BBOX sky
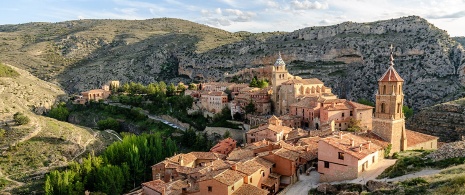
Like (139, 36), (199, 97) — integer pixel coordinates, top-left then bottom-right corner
(0, 0), (464, 36)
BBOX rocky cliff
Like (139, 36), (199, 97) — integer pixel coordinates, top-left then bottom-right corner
(0, 16), (464, 109)
(407, 98), (465, 142)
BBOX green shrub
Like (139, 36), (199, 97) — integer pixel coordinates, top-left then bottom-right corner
(384, 144), (392, 158)
(0, 128), (5, 138)
(97, 117), (120, 131)
(401, 178), (428, 187)
(0, 63), (19, 77)
(13, 112), (30, 125)
(392, 152), (399, 159)
(48, 103), (70, 121)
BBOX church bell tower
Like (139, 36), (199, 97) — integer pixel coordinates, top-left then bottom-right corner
(272, 52), (288, 115)
(372, 45), (407, 153)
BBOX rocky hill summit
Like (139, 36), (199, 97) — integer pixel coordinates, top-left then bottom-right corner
(0, 16), (464, 109)
(407, 98), (465, 142)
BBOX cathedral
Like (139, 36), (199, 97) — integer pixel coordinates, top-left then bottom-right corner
(270, 52), (373, 131)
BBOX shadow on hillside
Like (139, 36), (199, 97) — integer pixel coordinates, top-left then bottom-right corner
(56, 32), (200, 94)
(28, 136), (74, 145)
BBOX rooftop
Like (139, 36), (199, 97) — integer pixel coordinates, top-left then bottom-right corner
(232, 184), (269, 195)
(406, 129), (438, 147)
(322, 133), (382, 160)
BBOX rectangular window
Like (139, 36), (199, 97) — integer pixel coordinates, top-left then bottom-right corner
(250, 177), (252, 183)
(324, 161), (330, 168)
(231, 186), (234, 191)
(338, 152), (344, 160)
(350, 111), (353, 116)
(372, 156), (375, 163)
(208, 186), (212, 192)
(342, 113), (345, 117)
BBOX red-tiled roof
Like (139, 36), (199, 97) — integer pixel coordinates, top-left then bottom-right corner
(406, 129), (438, 147)
(378, 66), (404, 82)
(227, 149), (255, 161)
(232, 184), (269, 195)
(282, 78), (324, 85)
(213, 169), (246, 186)
(210, 138), (237, 155)
(142, 179), (166, 193)
(321, 133), (382, 160)
(247, 123), (293, 134)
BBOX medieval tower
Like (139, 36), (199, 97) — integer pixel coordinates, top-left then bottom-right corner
(372, 45), (407, 153)
(271, 52), (289, 116)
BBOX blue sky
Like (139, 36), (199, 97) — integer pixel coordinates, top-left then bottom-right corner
(1, 0), (464, 36)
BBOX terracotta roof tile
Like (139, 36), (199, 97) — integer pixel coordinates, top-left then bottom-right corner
(247, 123), (293, 134)
(210, 138), (237, 155)
(213, 169), (246, 186)
(232, 184), (269, 195)
(227, 149), (255, 161)
(406, 129), (438, 147)
(262, 177), (278, 187)
(322, 133), (382, 160)
(378, 66), (404, 82)
(142, 180), (166, 193)
(282, 78), (324, 85)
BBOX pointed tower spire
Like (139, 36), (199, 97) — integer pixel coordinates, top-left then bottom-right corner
(389, 44), (394, 67)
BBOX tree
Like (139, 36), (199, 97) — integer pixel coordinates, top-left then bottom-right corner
(97, 117), (120, 131)
(177, 83), (186, 93)
(48, 103), (70, 121)
(249, 77), (258, 87)
(403, 105), (414, 119)
(166, 83), (176, 96)
(245, 100), (256, 115)
(188, 83), (197, 90)
(257, 79), (269, 88)
(13, 112), (30, 125)
(357, 98), (375, 107)
(233, 112), (243, 121)
(224, 88), (233, 101)
(347, 118), (362, 132)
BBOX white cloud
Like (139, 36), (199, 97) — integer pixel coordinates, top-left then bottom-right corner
(290, 0), (329, 10)
(215, 8), (222, 15)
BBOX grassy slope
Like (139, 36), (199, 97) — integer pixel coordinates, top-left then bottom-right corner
(0, 64), (116, 193)
(0, 18), (247, 81)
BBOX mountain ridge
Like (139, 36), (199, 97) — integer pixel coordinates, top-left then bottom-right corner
(0, 16), (464, 109)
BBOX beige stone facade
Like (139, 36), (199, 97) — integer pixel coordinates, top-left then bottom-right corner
(372, 49), (438, 153)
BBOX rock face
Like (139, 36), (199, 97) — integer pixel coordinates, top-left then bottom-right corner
(0, 16), (464, 110)
(426, 141), (465, 161)
(406, 98), (465, 142)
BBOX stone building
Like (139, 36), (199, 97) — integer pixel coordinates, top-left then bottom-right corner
(73, 84), (112, 104)
(318, 133), (383, 182)
(372, 46), (438, 153)
(199, 91), (228, 114)
(246, 116), (293, 143)
(267, 53), (373, 131)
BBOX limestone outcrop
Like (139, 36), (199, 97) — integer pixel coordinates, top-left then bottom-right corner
(0, 16), (464, 110)
(406, 98), (465, 142)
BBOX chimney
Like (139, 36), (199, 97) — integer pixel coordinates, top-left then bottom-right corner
(359, 144), (363, 152)
(350, 139), (354, 147)
(339, 132), (343, 139)
(231, 164), (237, 170)
(367, 141), (372, 150)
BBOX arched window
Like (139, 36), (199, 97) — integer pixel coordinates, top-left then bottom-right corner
(381, 103), (385, 113)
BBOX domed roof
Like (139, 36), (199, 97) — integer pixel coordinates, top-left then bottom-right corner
(274, 52), (286, 66)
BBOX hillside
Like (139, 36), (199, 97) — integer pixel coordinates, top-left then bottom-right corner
(0, 16), (464, 109)
(0, 64), (115, 193)
(454, 36), (465, 47)
(407, 97), (465, 142)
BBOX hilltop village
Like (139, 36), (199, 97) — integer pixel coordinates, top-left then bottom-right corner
(73, 48), (430, 195)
